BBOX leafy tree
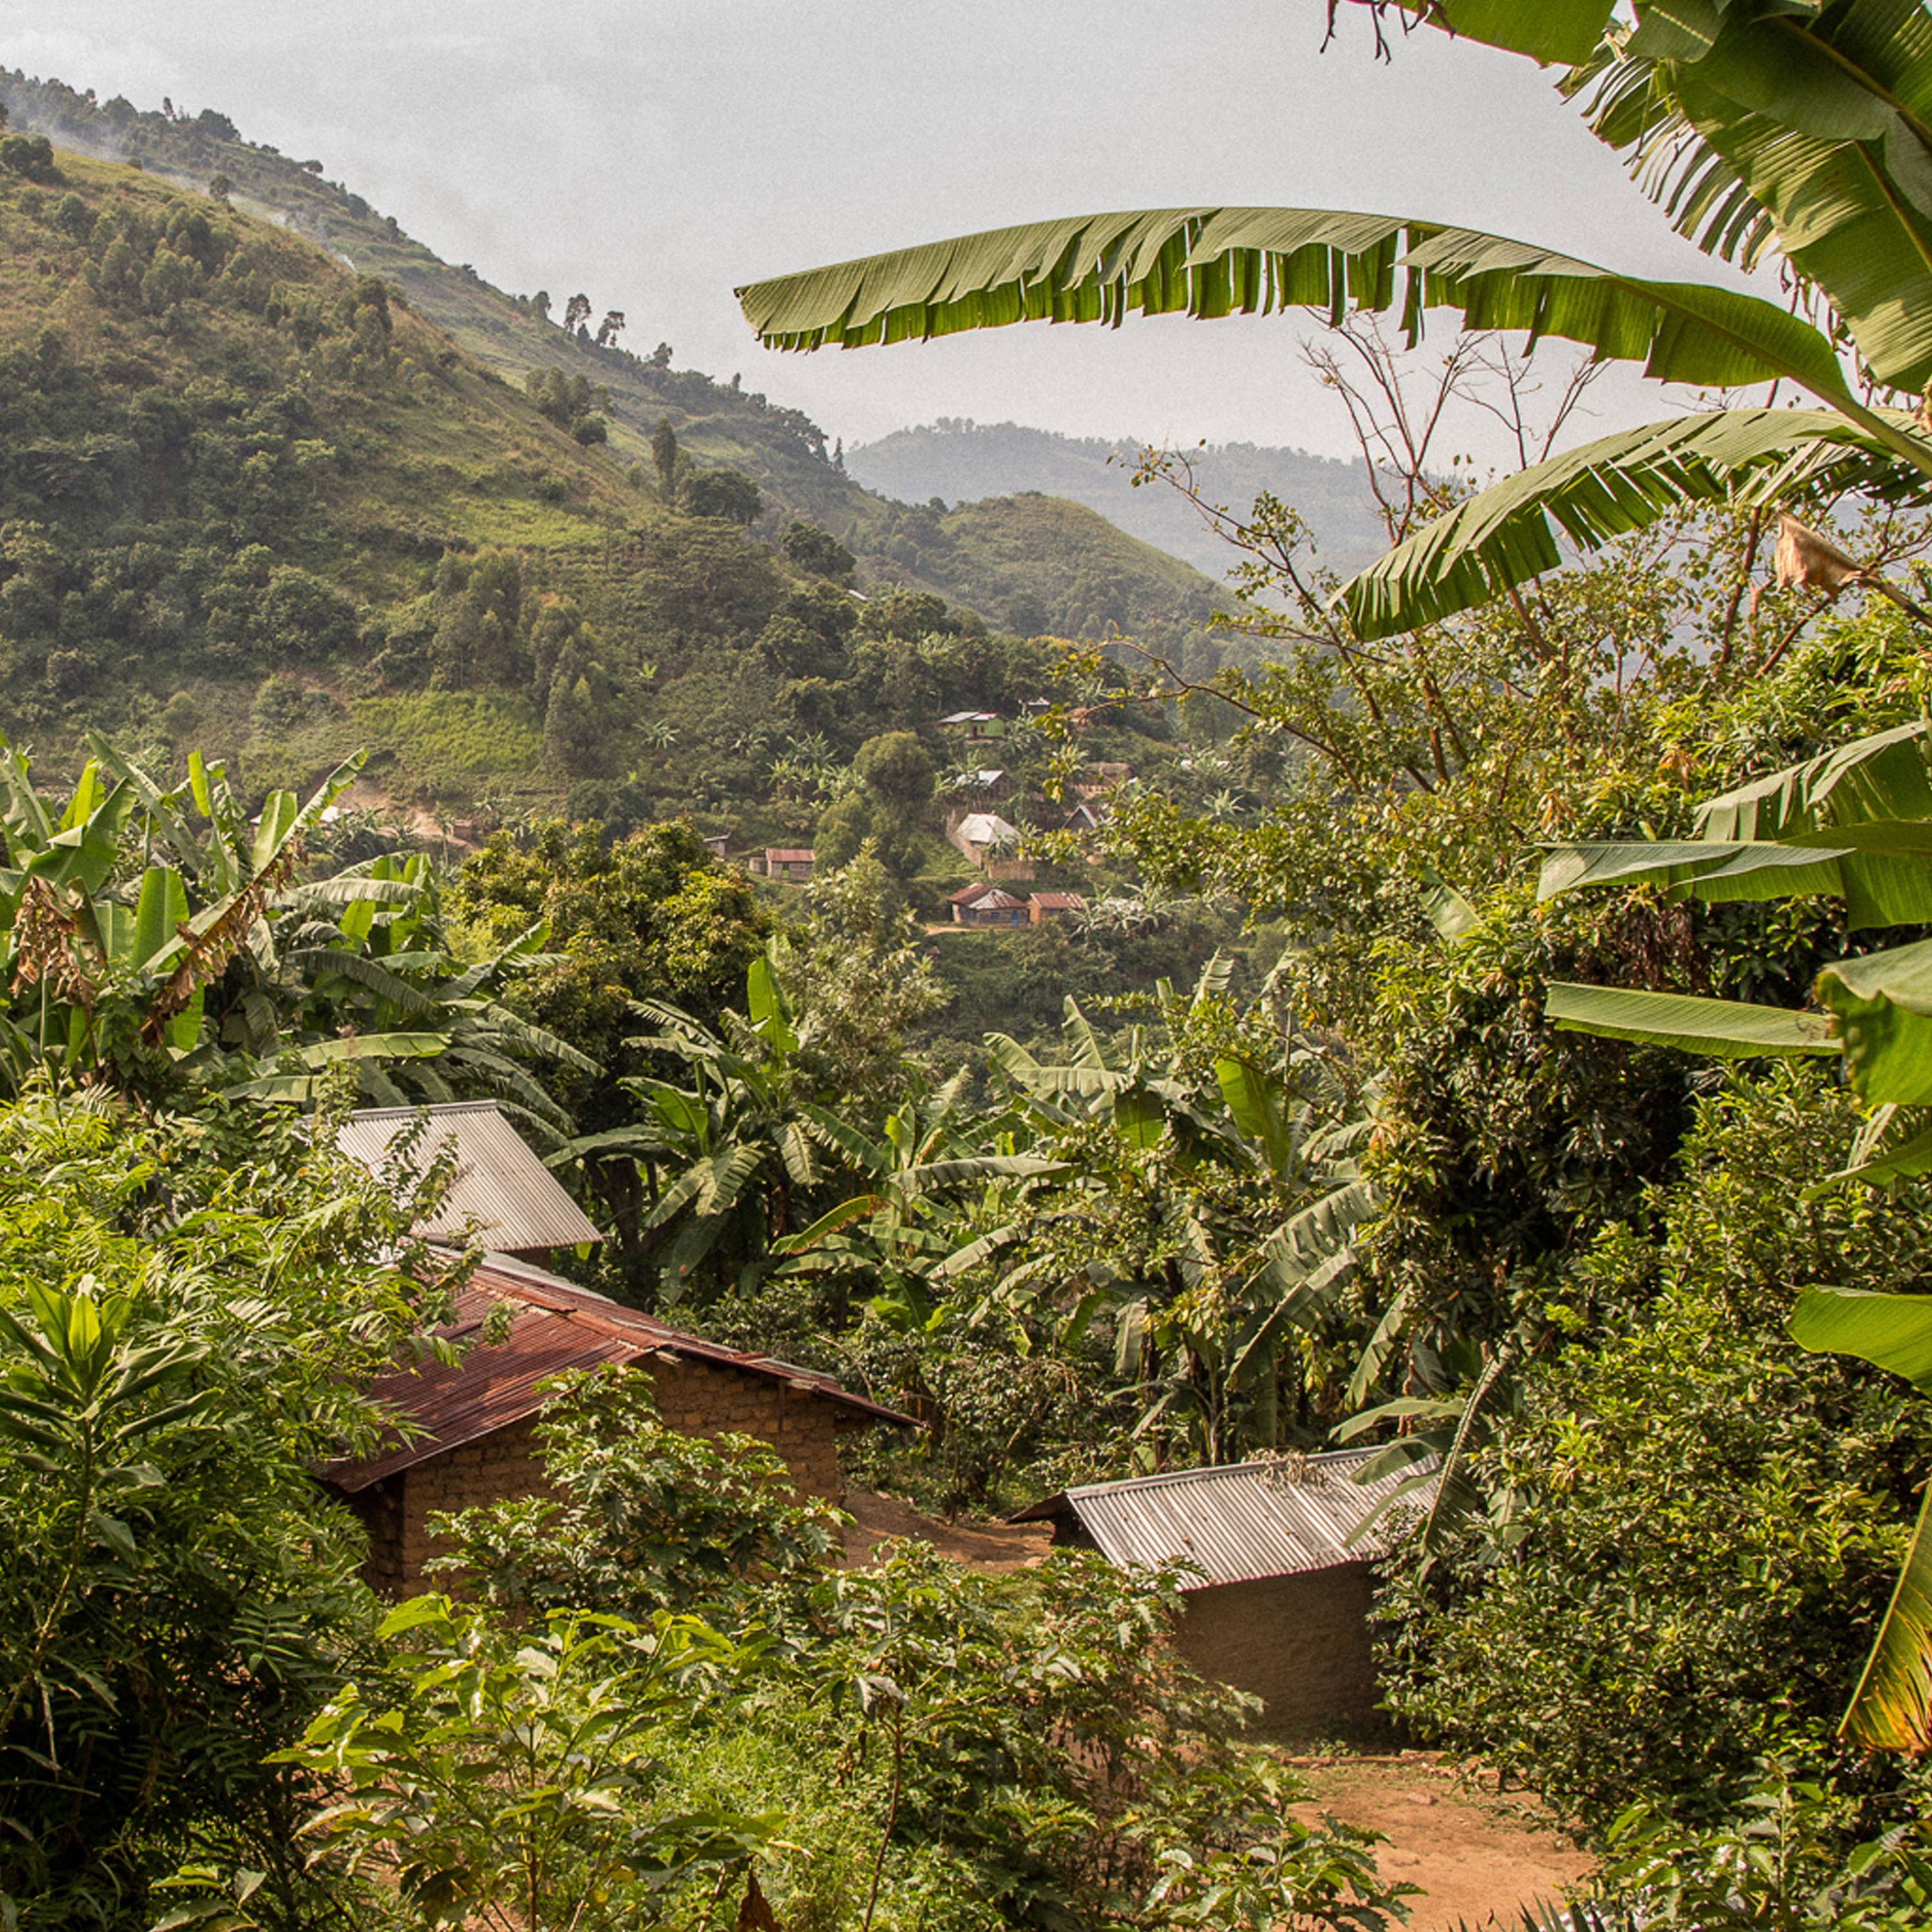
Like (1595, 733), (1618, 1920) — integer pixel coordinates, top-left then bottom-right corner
(429, 1367), (846, 1622)
(853, 729), (937, 817)
(782, 519), (857, 582)
(681, 466), (762, 524)
(1376, 1067), (1931, 1830)
(650, 416), (679, 500)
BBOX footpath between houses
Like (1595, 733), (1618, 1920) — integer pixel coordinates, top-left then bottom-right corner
(841, 1490), (1593, 1927)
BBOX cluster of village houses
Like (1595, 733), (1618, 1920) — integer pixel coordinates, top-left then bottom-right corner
(325, 1099), (1421, 1741)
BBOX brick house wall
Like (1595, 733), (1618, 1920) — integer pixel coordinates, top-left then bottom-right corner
(337, 1356), (847, 1595)
(1171, 1562), (1383, 1741)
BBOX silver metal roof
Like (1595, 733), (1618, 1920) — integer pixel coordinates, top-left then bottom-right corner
(337, 1103), (603, 1253)
(1011, 1449), (1433, 1591)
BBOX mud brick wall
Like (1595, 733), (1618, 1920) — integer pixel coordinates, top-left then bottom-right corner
(339, 1357), (847, 1594)
(1173, 1562), (1382, 1740)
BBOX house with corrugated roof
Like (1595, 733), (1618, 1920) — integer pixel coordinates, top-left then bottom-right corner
(949, 882), (1030, 927)
(324, 1255), (912, 1591)
(1012, 1450), (1428, 1738)
(330, 1104), (912, 1589)
(337, 1102), (602, 1261)
(1028, 891), (1086, 924)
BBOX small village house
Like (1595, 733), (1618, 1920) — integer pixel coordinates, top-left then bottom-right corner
(750, 847), (816, 882)
(1011, 1450), (1425, 1738)
(325, 1256), (911, 1591)
(1028, 891), (1086, 924)
(329, 1104), (912, 1590)
(949, 881), (1030, 927)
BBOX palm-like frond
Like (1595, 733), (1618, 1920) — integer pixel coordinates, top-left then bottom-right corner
(737, 205), (1857, 403)
(1560, 3), (1932, 392)
(1341, 404), (1932, 638)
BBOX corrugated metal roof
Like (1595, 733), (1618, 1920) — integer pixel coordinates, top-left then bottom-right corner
(957, 813), (1018, 844)
(323, 1255), (916, 1493)
(1029, 892), (1086, 911)
(1009, 1450), (1434, 1590)
(337, 1103), (603, 1253)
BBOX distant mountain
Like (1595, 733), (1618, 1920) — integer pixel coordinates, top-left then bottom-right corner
(847, 421), (1389, 581)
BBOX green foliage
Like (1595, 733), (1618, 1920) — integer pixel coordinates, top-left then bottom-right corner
(681, 466), (762, 525)
(430, 1367), (846, 1620)
(782, 518), (857, 582)
(1588, 1765), (1932, 1931)
(1376, 1068), (1932, 1830)
(0, 1086), (460, 1929)
(284, 1595), (776, 1932)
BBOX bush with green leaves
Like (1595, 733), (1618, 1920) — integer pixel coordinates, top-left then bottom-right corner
(428, 1366), (847, 1623)
(0, 1084), (465, 1930)
(283, 1596), (779, 1932)
(1375, 1066), (1932, 1835)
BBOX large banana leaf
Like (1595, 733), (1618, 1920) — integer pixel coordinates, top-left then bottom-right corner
(1817, 938), (1932, 1103)
(1790, 1285), (1932, 1750)
(1540, 723), (1932, 929)
(1340, 404), (1932, 639)
(736, 206), (1858, 406)
(1544, 981), (1840, 1055)
(1561, 1), (1932, 393)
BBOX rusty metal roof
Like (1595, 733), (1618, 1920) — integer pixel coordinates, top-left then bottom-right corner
(1009, 1450), (1434, 1590)
(337, 1103), (603, 1253)
(1028, 892), (1086, 911)
(323, 1255), (916, 1493)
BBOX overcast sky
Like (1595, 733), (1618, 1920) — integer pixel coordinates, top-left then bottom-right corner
(9, 3), (1751, 466)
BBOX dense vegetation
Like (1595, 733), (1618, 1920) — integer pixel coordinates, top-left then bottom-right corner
(13, 6), (1932, 1928)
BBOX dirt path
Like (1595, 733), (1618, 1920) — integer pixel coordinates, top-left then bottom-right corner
(841, 1489), (1053, 1572)
(840, 1495), (1591, 1925)
(1293, 1755), (1591, 1929)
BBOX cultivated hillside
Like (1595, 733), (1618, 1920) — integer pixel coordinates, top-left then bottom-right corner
(0, 73), (1231, 660)
(848, 420), (1388, 580)
(0, 84), (1214, 824)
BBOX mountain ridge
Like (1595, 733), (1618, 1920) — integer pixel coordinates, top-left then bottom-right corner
(848, 419), (1388, 582)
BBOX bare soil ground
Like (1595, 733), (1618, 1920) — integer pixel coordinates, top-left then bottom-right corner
(840, 1488), (1053, 1572)
(1291, 1754), (1591, 1930)
(840, 1492), (1594, 1927)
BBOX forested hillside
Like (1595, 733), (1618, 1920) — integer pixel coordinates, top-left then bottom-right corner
(0, 72), (1232, 663)
(849, 419), (1388, 578)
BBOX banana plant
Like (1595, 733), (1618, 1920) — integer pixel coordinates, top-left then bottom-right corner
(562, 949), (854, 1302)
(770, 1070), (1063, 1325)
(0, 1280), (212, 1757)
(734, 1), (1932, 640)
(0, 737), (370, 1091)
(1539, 720), (1932, 1748)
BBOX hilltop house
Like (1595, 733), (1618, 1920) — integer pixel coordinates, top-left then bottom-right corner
(1011, 1450), (1427, 1738)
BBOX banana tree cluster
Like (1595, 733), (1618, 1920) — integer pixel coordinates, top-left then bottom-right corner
(0, 732), (582, 1124)
(1543, 719), (1932, 1752)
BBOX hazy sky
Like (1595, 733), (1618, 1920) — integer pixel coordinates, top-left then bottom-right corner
(9, 3), (1750, 466)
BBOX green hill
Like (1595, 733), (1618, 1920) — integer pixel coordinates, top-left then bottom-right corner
(848, 419), (1389, 580)
(0, 78), (1215, 822)
(0, 73), (1229, 666)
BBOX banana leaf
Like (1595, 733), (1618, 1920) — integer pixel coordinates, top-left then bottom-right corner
(736, 206), (1856, 406)
(1545, 981), (1839, 1056)
(1790, 1284), (1932, 1750)
(1340, 405), (1932, 640)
